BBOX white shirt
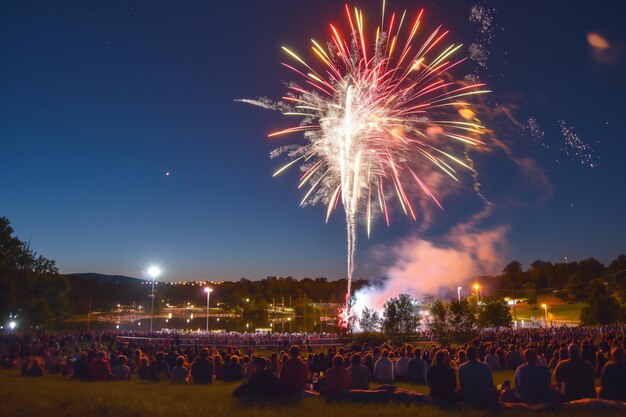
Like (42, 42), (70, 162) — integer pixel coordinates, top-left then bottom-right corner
(373, 357), (394, 383)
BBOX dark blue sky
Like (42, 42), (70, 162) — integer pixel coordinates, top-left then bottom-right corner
(1, 0), (625, 282)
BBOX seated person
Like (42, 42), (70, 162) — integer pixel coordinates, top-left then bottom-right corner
(112, 355), (131, 381)
(427, 350), (459, 402)
(599, 347), (626, 401)
(514, 349), (552, 403)
(233, 356), (281, 399)
(223, 355), (243, 382)
(191, 348), (214, 384)
(324, 355), (351, 395)
(279, 345), (309, 397)
(136, 357), (150, 380)
(408, 348), (428, 385)
(348, 353), (371, 390)
(171, 356), (189, 383)
(148, 351), (171, 382)
(458, 346), (495, 407)
(554, 344), (596, 401)
(89, 351), (112, 381)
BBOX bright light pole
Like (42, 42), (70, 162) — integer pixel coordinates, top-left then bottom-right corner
(541, 303), (548, 323)
(204, 287), (212, 332)
(457, 286), (462, 301)
(473, 283), (480, 303)
(287, 317), (292, 333)
(148, 266), (161, 332)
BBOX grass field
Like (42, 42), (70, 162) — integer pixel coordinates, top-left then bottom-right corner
(511, 297), (583, 324)
(0, 369), (614, 417)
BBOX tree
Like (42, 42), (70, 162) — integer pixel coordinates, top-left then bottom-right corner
(382, 294), (420, 343)
(608, 254), (626, 302)
(478, 298), (512, 328)
(566, 273), (586, 301)
(523, 282), (538, 308)
(580, 282), (621, 325)
(358, 306), (381, 332)
(427, 298), (478, 345)
(0, 217), (69, 328)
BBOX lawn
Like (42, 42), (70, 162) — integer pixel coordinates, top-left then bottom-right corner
(0, 369), (614, 417)
(512, 299), (584, 324)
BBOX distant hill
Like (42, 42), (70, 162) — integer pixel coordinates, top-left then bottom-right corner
(65, 272), (146, 284)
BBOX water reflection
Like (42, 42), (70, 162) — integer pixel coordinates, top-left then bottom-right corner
(65, 313), (337, 333)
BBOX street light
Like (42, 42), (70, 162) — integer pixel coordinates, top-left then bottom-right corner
(473, 283), (480, 303)
(148, 266), (161, 332)
(457, 286), (462, 301)
(204, 287), (212, 332)
(287, 317), (292, 333)
(541, 303), (548, 322)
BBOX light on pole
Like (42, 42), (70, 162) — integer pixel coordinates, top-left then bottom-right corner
(457, 286), (462, 301)
(287, 317), (292, 333)
(473, 283), (480, 303)
(148, 266), (161, 332)
(541, 303), (548, 322)
(204, 287), (212, 333)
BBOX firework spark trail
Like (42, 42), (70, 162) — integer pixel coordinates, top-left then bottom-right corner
(240, 3), (490, 326)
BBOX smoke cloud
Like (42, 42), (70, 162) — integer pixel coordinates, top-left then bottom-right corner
(353, 222), (509, 314)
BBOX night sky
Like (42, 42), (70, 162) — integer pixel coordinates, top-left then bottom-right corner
(1, 0), (625, 283)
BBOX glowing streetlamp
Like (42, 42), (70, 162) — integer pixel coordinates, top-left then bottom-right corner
(204, 287), (212, 332)
(457, 286), (462, 301)
(541, 303), (548, 322)
(473, 283), (480, 303)
(148, 266), (161, 332)
(287, 317), (292, 333)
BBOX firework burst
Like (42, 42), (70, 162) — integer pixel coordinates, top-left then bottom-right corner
(241, 3), (490, 328)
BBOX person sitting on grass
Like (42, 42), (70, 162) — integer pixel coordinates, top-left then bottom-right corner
(223, 355), (243, 382)
(148, 351), (171, 382)
(485, 346), (500, 371)
(73, 351), (90, 380)
(373, 349), (394, 384)
(233, 356), (281, 399)
(599, 346), (626, 401)
(498, 380), (516, 403)
(395, 349), (410, 381)
(112, 355), (130, 381)
(554, 343), (596, 401)
(427, 350), (458, 402)
(458, 345), (495, 407)
(408, 347), (428, 385)
(324, 354), (351, 395)
(514, 349), (552, 404)
(242, 355), (255, 382)
(21, 356), (44, 377)
(348, 353), (371, 390)
(136, 357), (150, 380)
(89, 351), (112, 381)
(171, 356), (189, 384)
(191, 348), (214, 384)
(278, 345), (310, 398)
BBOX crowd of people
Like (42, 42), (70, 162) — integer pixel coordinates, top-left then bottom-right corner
(2, 326), (625, 407)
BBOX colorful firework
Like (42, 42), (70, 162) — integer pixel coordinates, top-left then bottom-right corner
(241, 3), (489, 327)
